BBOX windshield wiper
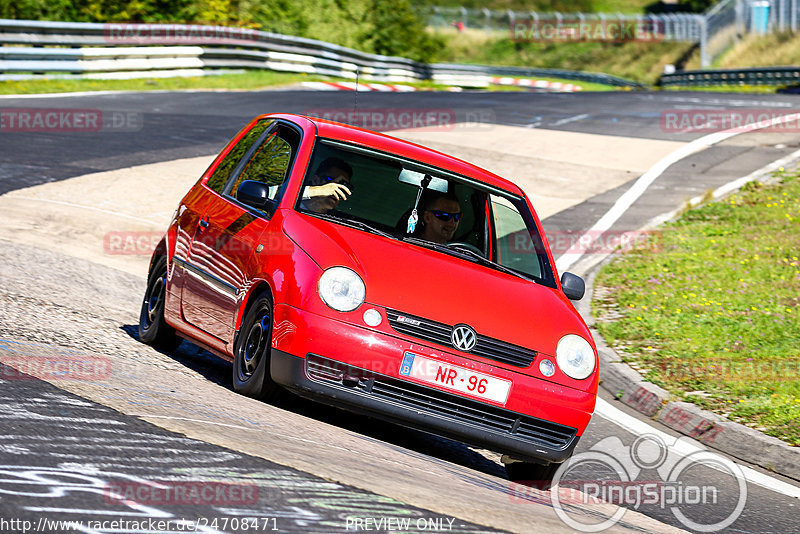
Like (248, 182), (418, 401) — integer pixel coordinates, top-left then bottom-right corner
(403, 237), (533, 282)
(314, 212), (398, 240)
(447, 244), (534, 282)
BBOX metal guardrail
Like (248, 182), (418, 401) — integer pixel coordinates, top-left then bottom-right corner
(0, 18), (643, 88)
(660, 66), (800, 87)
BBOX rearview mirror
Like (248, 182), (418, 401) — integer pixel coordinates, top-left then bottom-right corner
(398, 169), (449, 192)
(236, 180), (271, 210)
(561, 272), (585, 301)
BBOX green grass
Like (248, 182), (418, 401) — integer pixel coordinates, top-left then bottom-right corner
(432, 27), (694, 85)
(662, 84), (791, 94)
(593, 171), (800, 446)
(0, 71), (317, 95)
(0, 68), (625, 96)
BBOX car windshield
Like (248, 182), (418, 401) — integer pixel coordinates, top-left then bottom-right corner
(295, 139), (556, 288)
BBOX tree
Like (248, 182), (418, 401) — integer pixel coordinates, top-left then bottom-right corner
(363, 0), (444, 62)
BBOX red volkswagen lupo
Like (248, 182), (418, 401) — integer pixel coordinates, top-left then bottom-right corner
(139, 113), (598, 481)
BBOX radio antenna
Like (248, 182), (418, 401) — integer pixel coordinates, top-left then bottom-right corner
(353, 68), (359, 119)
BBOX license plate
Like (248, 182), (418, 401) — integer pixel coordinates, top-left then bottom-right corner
(398, 352), (511, 405)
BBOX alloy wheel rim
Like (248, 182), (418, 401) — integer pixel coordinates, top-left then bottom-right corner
(144, 274), (165, 327)
(241, 311), (270, 378)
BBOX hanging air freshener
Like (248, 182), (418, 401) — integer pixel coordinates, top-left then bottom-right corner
(407, 209), (418, 233)
(406, 174), (432, 234)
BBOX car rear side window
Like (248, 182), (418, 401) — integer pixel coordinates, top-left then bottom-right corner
(227, 124), (299, 203)
(206, 119), (274, 194)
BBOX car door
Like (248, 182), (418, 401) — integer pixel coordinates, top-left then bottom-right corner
(180, 121), (300, 343)
(170, 119), (273, 328)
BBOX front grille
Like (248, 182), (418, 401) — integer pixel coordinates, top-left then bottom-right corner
(305, 355), (577, 450)
(386, 309), (537, 368)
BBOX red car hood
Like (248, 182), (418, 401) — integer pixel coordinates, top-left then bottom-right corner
(282, 211), (591, 356)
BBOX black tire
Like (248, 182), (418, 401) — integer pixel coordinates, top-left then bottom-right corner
(505, 460), (561, 490)
(233, 293), (282, 401)
(138, 256), (181, 351)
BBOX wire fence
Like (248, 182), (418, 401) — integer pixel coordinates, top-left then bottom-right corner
(427, 0), (800, 67)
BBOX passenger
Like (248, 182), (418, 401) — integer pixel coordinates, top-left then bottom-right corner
(419, 191), (461, 244)
(301, 157), (353, 213)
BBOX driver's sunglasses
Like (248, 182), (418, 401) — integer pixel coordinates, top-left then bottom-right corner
(430, 210), (462, 222)
(323, 175), (353, 190)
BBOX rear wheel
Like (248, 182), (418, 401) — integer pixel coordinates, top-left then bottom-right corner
(138, 256), (181, 351)
(233, 294), (282, 401)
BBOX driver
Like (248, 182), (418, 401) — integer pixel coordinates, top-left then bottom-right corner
(420, 191), (461, 244)
(301, 157), (353, 213)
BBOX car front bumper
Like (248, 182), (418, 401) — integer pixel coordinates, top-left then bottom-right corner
(270, 303), (594, 464)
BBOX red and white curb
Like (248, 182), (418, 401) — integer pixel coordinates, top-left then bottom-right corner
(490, 76), (582, 92)
(301, 81), (417, 92)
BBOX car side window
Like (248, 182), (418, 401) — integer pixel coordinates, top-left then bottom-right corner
(227, 124), (300, 205)
(206, 119), (274, 194)
(491, 195), (547, 281)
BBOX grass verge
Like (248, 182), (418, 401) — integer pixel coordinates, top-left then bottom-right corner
(0, 71), (318, 95)
(433, 27), (693, 85)
(593, 170), (800, 446)
(0, 69), (623, 96)
(661, 85), (790, 94)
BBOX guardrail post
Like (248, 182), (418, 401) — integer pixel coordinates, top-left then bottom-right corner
(735, 0), (744, 34)
(699, 17), (710, 67)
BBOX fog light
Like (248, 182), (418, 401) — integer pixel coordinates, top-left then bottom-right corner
(363, 308), (382, 327)
(539, 359), (556, 377)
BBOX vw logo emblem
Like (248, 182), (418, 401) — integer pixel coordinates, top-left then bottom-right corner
(451, 324), (477, 352)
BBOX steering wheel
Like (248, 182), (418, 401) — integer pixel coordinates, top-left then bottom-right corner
(447, 242), (484, 256)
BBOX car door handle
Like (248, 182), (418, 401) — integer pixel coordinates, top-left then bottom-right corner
(198, 217), (209, 230)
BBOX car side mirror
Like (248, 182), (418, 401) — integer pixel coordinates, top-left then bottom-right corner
(236, 180), (271, 210)
(561, 272), (585, 301)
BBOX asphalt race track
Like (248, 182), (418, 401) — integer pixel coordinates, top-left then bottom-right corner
(1, 89), (799, 533)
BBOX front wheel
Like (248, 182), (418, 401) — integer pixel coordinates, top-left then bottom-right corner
(233, 294), (282, 401)
(138, 256), (181, 351)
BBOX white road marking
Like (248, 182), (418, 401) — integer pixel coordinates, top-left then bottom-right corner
(559, 112), (800, 499)
(646, 147), (800, 229)
(551, 113), (589, 127)
(556, 111), (800, 273)
(595, 398), (800, 499)
(11, 196), (164, 226)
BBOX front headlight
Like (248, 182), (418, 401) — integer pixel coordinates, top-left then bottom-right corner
(556, 334), (595, 380)
(318, 267), (366, 312)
